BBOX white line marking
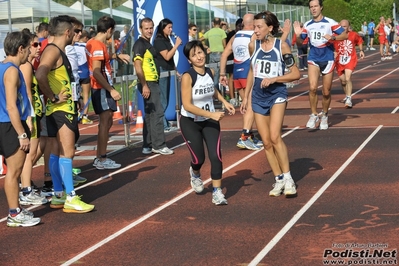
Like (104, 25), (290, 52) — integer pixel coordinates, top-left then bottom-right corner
(60, 128), (299, 265)
(352, 67), (399, 96)
(247, 125), (383, 266)
(391, 106), (399, 114)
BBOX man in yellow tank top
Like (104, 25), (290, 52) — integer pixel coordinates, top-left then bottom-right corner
(36, 15), (94, 214)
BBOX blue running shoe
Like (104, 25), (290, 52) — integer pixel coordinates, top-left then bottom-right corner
(250, 135), (263, 147)
(236, 136), (260, 151)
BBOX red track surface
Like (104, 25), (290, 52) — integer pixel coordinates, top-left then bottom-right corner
(1, 50), (399, 266)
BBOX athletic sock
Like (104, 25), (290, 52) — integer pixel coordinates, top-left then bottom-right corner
(49, 154), (63, 192)
(59, 157), (74, 195)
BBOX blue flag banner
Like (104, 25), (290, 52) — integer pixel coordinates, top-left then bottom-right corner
(133, 0), (189, 121)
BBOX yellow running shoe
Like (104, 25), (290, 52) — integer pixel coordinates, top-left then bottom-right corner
(63, 195), (95, 213)
(81, 116), (93, 125)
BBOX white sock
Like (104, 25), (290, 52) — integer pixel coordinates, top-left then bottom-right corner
(283, 171), (292, 180)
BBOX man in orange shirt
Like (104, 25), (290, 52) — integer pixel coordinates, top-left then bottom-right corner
(86, 16), (130, 170)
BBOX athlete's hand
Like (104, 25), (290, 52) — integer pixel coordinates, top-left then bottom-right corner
(110, 89), (121, 101)
(210, 111), (225, 121)
(261, 77), (276, 88)
(240, 97), (248, 114)
(224, 102), (236, 115)
(293, 21), (302, 36)
(141, 84), (151, 99)
(281, 19), (291, 35)
(55, 89), (68, 103)
(219, 75), (228, 86)
(19, 138), (30, 153)
(117, 54), (131, 64)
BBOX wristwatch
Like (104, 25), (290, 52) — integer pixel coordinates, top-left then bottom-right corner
(331, 35), (336, 41)
(51, 94), (59, 103)
(17, 133), (28, 139)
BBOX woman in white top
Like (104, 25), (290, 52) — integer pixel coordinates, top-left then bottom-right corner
(180, 40), (235, 205)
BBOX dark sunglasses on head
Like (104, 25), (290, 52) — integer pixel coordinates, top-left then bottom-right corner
(31, 42), (41, 48)
(74, 28), (82, 34)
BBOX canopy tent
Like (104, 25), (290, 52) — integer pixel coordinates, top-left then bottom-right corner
(92, 8), (133, 27)
(69, 1), (91, 12)
(0, 0), (93, 30)
(188, 2), (214, 31)
(69, 0), (93, 26)
(200, 3), (238, 24)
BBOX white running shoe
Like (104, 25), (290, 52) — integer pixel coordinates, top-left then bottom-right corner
(283, 177), (297, 197)
(7, 209), (40, 227)
(94, 158), (121, 170)
(19, 192), (48, 205)
(152, 147), (174, 155)
(345, 97), (352, 108)
(306, 114), (319, 129)
(212, 188), (228, 205)
(269, 176), (285, 197)
(189, 167), (204, 193)
(319, 114), (329, 130)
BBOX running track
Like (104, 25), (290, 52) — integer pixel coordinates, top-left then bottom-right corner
(0, 50), (398, 266)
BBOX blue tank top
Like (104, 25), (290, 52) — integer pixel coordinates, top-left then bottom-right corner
(0, 62), (30, 122)
(251, 38), (286, 94)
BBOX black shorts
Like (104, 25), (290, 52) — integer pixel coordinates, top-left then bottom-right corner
(0, 121), (30, 158)
(80, 77), (90, 85)
(369, 33), (375, 38)
(46, 111), (79, 143)
(91, 88), (117, 114)
(226, 63), (233, 74)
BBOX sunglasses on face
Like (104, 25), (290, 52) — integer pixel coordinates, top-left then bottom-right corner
(31, 42), (41, 48)
(74, 28), (82, 34)
(192, 28), (197, 31)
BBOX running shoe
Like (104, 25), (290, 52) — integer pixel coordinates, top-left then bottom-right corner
(236, 137), (260, 150)
(370, 47), (376, 50)
(164, 126), (178, 133)
(50, 193), (67, 209)
(81, 116), (93, 125)
(93, 158), (121, 170)
(189, 167), (204, 193)
(319, 114), (329, 130)
(269, 176), (285, 197)
(72, 168), (82, 175)
(250, 135), (263, 147)
(63, 195), (95, 213)
(19, 192), (48, 205)
(306, 113), (319, 129)
(7, 209), (40, 227)
(345, 97), (352, 108)
(342, 95), (348, 102)
(283, 177), (297, 197)
(152, 147), (174, 155)
(73, 174), (87, 184)
(212, 188), (228, 205)
(142, 147), (152, 155)
(40, 186), (54, 197)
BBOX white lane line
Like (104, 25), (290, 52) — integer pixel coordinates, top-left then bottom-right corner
(391, 107), (399, 114)
(287, 62), (384, 102)
(352, 67), (399, 96)
(60, 127), (300, 266)
(248, 125), (383, 266)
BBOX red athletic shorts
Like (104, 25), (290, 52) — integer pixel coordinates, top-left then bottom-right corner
(233, 79), (247, 90)
(336, 60), (357, 76)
